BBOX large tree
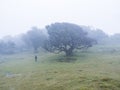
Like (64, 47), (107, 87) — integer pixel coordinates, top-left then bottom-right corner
(44, 22), (95, 56)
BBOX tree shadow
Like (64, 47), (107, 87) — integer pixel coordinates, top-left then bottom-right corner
(57, 56), (77, 62)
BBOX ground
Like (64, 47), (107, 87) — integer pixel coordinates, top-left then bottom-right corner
(0, 45), (120, 90)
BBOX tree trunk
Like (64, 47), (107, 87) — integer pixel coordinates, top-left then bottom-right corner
(65, 48), (73, 56)
(34, 47), (38, 53)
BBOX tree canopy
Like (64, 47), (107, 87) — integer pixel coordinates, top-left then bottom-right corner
(23, 27), (46, 53)
(44, 23), (95, 56)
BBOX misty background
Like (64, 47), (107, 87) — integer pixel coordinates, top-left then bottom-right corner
(0, 0), (120, 38)
(0, 1), (120, 90)
(0, 0), (120, 54)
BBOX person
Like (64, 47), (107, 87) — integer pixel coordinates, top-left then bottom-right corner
(35, 55), (37, 62)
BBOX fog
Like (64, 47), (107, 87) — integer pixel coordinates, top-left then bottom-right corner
(0, 1), (120, 89)
(0, 22), (120, 55)
(0, 0), (120, 38)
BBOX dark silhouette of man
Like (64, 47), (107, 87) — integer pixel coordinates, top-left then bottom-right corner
(35, 55), (37, 62)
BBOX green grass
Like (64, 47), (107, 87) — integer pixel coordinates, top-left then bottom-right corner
(0, 45), (120, 90)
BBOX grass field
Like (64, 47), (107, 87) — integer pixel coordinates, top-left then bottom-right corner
(0, 45), (120, 90)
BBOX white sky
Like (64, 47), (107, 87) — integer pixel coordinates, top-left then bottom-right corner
(0, 0), (120, 38)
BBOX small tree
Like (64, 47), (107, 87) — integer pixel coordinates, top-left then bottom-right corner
(24, 27), (46, 53)
(0, 40), (15, 54)
(44, 22), (95, 56)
